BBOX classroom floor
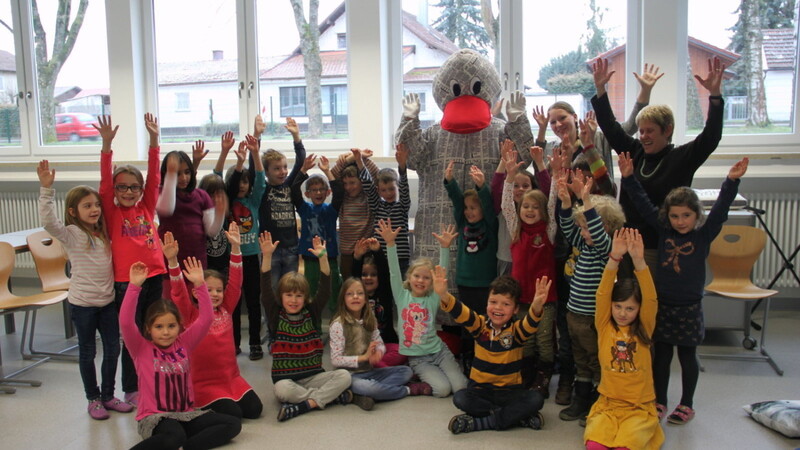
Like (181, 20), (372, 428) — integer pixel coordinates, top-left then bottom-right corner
(1, 287), (798, 450)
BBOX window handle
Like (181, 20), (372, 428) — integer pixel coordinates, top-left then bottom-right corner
(515, 73), (520, 91)
(248, 81), (254, 98)
(238, 82), (244, 99)
(503, 72), (508, 91)
(26, 91), (32, 99)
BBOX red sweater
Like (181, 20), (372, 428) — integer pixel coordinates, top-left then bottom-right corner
(510, 221), (557, 304)
(169, 253), (252, 408)
(100, 146), (166, 282)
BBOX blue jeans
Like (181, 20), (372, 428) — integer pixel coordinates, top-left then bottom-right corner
(407, 346), (467, 397)
(70, 302), (121, 401)
(270, 246), (299, 291)
(350, 365), (413, 401)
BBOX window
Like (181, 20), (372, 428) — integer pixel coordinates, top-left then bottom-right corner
(175, 93), (190, 112)
(687, 0), (797, 135)
(153, 0), (239, 143)
(280, 86), (306, 117)
(258, 0), (349, 139)
(522, 0), (627, 141)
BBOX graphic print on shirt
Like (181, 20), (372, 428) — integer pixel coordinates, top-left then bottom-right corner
(463, 224), (486, 254)
(401, 303), (430, 348)
(370, 298), (387, 332)
(151, 346), (193, 411)
(662, 239), (695, 274)
(610, 338), (637, 373)
(307, 215), (325, 242)
(268, 187), (295, 229)
(122, 216), (156, 249)
(206, 228), (229, 258)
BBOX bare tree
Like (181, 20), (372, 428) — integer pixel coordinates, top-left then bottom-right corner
(32, 0), (89, 142)
(479, 0), (499, 69)
(288, 0), (323, 138)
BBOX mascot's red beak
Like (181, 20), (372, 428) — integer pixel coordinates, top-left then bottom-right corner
(440, 95), (491, 134)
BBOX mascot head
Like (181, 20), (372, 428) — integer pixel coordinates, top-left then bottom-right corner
(432, 48), (502, 134)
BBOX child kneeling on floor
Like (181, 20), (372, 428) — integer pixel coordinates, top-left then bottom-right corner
(437, 270), (550, 434)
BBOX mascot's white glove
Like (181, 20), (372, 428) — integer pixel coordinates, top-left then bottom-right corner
(505, 91), (526, 123)
(402, 93), (421, 120)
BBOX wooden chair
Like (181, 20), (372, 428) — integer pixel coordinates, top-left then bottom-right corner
(24, 231), (77, 361)
(0, 242), (67, 392)
(699, 225), (782, 375)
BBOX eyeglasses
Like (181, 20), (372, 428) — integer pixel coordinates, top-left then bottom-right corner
(307, 188), (328, 194)
(115, 184), (143, 193)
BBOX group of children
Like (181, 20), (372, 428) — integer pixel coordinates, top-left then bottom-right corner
(34, 54), (746, 449)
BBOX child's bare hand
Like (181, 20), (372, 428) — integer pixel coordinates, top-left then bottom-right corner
(444, 160), (455, 182)
(308, 235), (327, 257)
(567, 169), (586, 196)
(92, 115), (119, 151)
(354, 238), (370, 259)
(317, 155), (330, 172)
(502, 149), (523, 175)
(160, 231), (179, 262)
(224, 222), (241, 248)
(234, 141), (248, 166)
(182, 257), (205, 287)
(129, 262), (149, 287)
(253, 114), (266, 137)
(395, 143), (409, 168)
(610, 228), (628, 261)
(375, 219), (400, 247)
(301, 154), (317, 173)
(626, 228), (644, 262)
(144, 113), (159, 139)
(433, 265), (449, 297)
(220, 131), (235, 154)
(531, 105), (547, 130)
(166, 152), (181, 174)
(192, 140), (208, 165)
(258, 231), (279, 255)
(531, 276), (552, 309)
(361, 149), (374, 159)
(366, 237), (381, 251)
(37, 160), (55, 188)
(245, 134), (259, 153)
(530, 146), (544, 168)
(284, 117), (300, 138)
(728, 157), (749, 180)
(432, 223), (458, 249)
(556, 177), (571, 205)
(469, 165), (485, 188)
(618, 152), (634, 178)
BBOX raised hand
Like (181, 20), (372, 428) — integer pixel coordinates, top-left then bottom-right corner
(376, 218), (400, 247)
(432, 223), (458, 249)
(258, 231), (279, 255)
(213, 190), (229, 218)
(191, 140), (208, 167)
(366, 237), (381, 252)
(618, 152), (634, 178)
(301, 154), (317, 173)
(144, 113), (159, 144)
(308, 235), (327, 258)
(92, 115), (119, 152)
(531, 105), (547, 130)
(318, 155), (330, 172)
(503, 149), (524, 176)
(531, 276), (552, 310)
(182, 257), (205, 287)
(579, 111), (597, 145)
(549, 146), (568, 173)
(234, 141), (248, 167)
(432, 265), (449, 298)
(253, 114), (266, 138)
(505, 91), (526, 123)
(160, 231), (179, 264)
(530, 145), (545, 171)
(567, 169), (587, 197)
(728, 157), (749, 180)
(556, 175), (572, 206)
(610, 228), (628, 262)
(361, 148), (374, 159)
(633, 63), (664, 93)
(469, 165), (485, 189)
(395, 142), (409, 169)
(37, 160), (55, 188)
(245, 134), (259, 153)
(220, 131), (235, 154)
(444, 160), (455, 182)
(224, 221), (241, 248)
(166, 152), (181, 174)
(694, 57), (725, 96)
(402, 93), (420, 119)
(354, 238), (370, 259)
(626, 228), (644, 263)
(591, 58), (615, 96)
(129, 261), (149, 287)
(284, 117), (300, 140)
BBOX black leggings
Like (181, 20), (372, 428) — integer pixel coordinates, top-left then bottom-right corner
(653, 341), (699, 408)
(204, 390), (263, 420)
(130, 412), (241, 450)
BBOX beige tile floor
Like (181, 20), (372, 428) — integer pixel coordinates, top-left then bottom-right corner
(1, 292), (799, 450)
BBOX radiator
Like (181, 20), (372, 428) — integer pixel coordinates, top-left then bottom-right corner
(0, 191), (65, 270)
(746, 192), (800, 289)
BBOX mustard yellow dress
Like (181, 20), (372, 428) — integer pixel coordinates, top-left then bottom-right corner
(584, 267), (665, 450)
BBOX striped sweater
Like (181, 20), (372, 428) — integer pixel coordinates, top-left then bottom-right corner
(440, 293), (541, 388)
(332, 158), (379, 255)
(559, 206), (611, 315)
(360, 167), (411, 261)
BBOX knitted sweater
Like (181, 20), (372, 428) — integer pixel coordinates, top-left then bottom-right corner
(559, 207), (612, 315)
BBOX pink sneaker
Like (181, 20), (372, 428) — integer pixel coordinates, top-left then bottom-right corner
(88, 400), (110, 420)
(103, 397), (134, 413)
(124, 391), (139, 408)
(408, 382), (433, 396)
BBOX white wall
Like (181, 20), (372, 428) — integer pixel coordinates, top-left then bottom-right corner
(765, 70), (795, 123)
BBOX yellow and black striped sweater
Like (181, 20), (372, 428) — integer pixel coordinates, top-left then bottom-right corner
(440, 294), (541, 388)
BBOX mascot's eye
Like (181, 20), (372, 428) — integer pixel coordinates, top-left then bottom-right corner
(450, 80), (461, 97)
(470, 77), (482, 95)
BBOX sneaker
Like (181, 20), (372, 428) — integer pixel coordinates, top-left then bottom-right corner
(102, 397), (134, 413)
(235, 347), (242, 356)
(335, 389), (353, 405)
(407, 382), (433, 396)
(519, 412), (544, 430)
(277, 402), (308, 422)
(351, 394), (375, 411)
(123, 391), (139, 408)
(88, 399), (110, 420)
(249, 345), (264, 361)
(579, 416), (587, 427)
(656, 403), (667, 421)
(448, 414), (475, 434)
(667, 405), (695, 425)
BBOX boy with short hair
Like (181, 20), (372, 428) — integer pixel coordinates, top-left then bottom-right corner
(436, 271), (549, 434)
(357, 143), (412, 276)
(331, 149), (379, 280)
(256, 117), (306, 289)
(291, 154), (344, 315)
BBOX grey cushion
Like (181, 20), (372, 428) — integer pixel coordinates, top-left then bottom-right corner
(743, 400), (800, 438)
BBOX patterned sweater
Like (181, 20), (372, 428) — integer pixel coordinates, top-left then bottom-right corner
(559, 206), (612, 315)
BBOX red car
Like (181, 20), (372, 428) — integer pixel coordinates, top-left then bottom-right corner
(55, 113), (100, 142)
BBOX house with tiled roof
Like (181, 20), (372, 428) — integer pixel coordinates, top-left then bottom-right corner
(0, 50), (18, 105)
(155, 2), (458, 136)
(762, 28), (796, 122)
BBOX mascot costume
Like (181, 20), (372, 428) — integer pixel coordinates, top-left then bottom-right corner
(395, 48), (534, 279)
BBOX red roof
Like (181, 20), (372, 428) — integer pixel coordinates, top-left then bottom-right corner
(403, 67), (439, 83)
(762, 29), (796, 70)
(592, 36), (740, 66)
(261, 50), (348, 80)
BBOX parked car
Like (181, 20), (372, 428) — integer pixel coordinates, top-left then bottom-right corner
(55, 113), (100, 142)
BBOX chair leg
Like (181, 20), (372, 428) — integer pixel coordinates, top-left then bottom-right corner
(20, 310), (78, 362)
(0, 337), (44, 389)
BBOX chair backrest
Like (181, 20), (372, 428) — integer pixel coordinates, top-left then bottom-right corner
(707, 225), (766, 292)
(26, 230), (70, 292)
(0, 242), (15, 301)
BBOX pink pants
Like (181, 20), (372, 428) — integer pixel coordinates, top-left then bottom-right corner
(586, 441), (629, 450)
(374, 343), (408, 368)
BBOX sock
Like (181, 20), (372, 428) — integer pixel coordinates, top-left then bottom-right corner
(472, 414), (496, 431)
